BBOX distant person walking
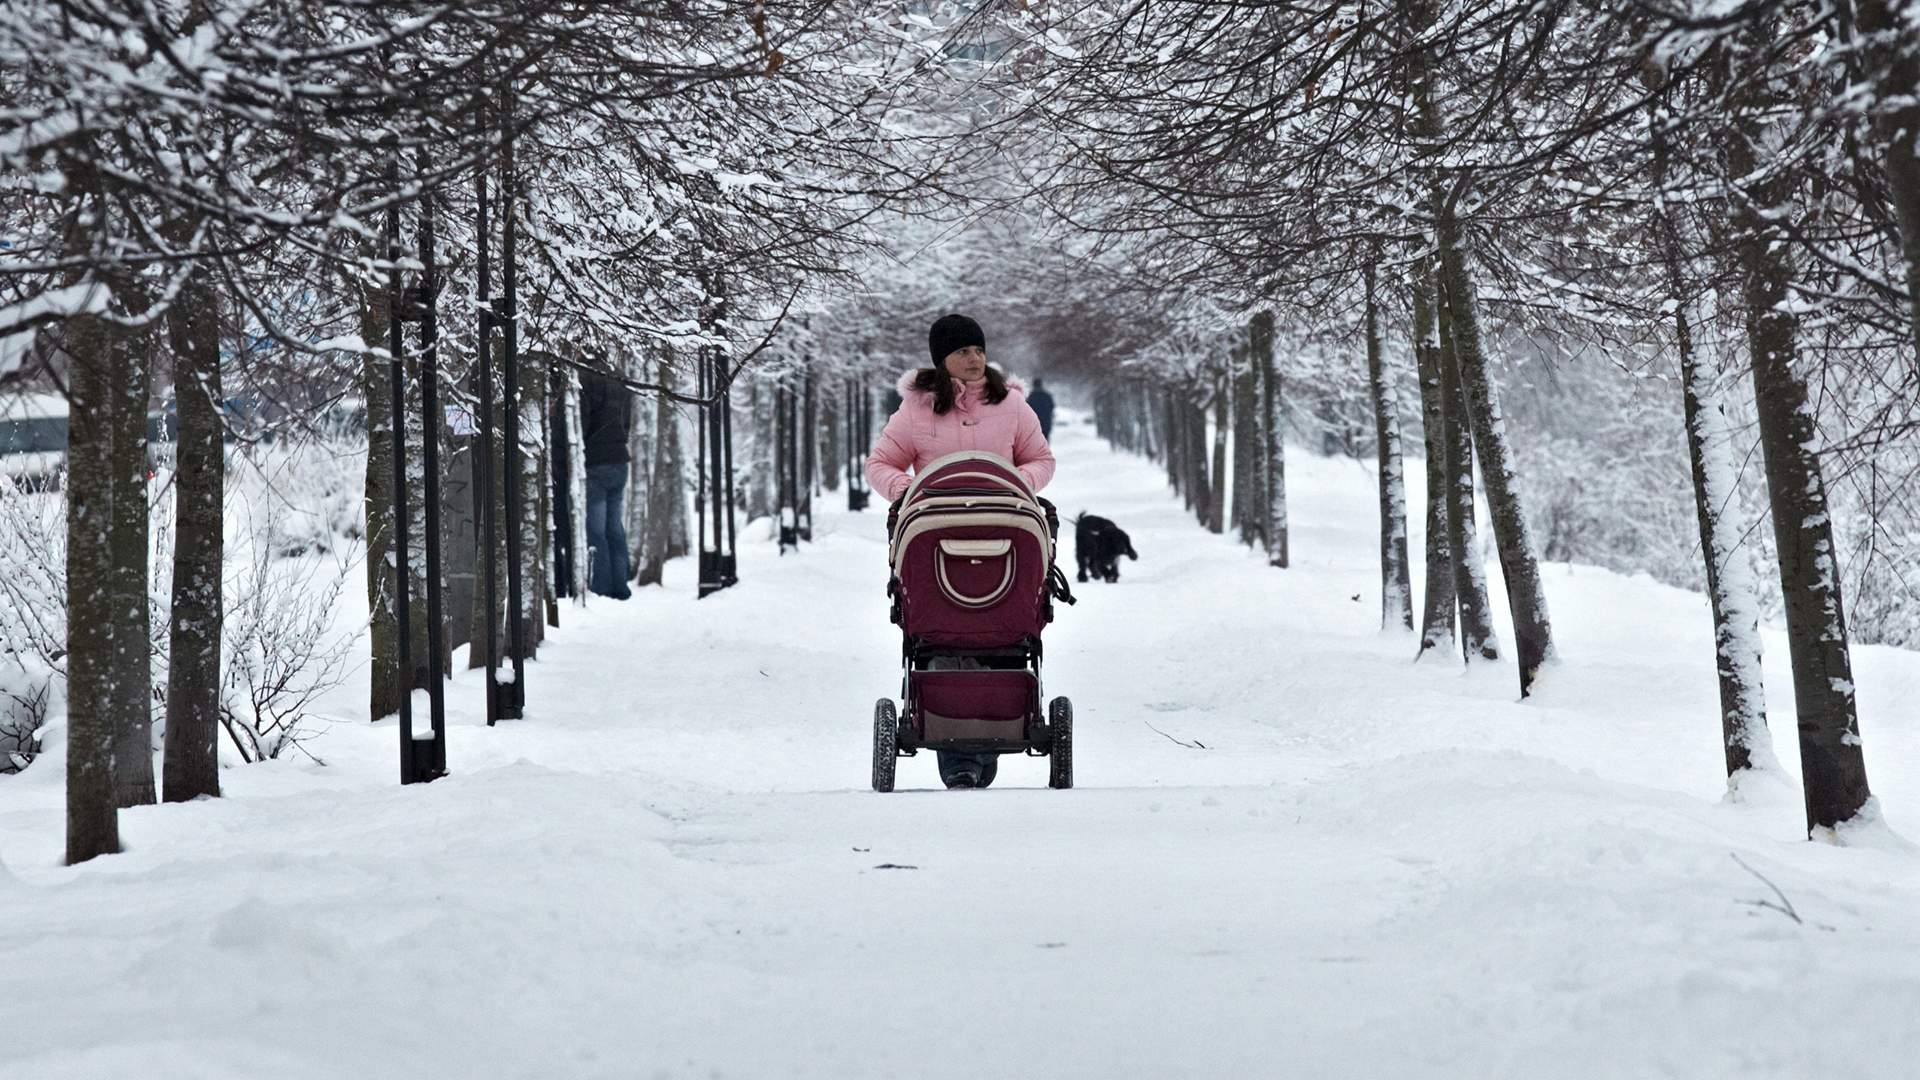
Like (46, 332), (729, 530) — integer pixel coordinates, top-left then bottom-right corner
(580, 370), (634, 600)
(1028, 377), (1056, 439)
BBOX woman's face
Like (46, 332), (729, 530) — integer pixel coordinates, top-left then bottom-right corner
(942, 345), (987, 382)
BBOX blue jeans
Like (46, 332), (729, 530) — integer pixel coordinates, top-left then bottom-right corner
(584, 462), (631, 598)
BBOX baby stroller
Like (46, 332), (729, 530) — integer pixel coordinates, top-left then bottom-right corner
(873, 451), (1077, 792)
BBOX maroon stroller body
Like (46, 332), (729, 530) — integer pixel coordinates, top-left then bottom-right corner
(872, 452), (1075, 791)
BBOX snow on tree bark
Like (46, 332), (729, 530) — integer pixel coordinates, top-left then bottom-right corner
(1233, 353), (1259, 547)
(637, 362), (682, 587)
(467, 340), (506, 670)
(1412, 267), (1457, 658)
(747, 377), (773, 522)
(564, 367), (588, 604)
(1365, 264), (1413, 632)
(64, 308), (122, 863)
(1252, 310), (1288, 568)
(1646, 84), (1776, 782)
(161, 263), (223, 803)
(523, 351), (549, 645)
(1207, 376), (1228, 534)
(106, 301), (155, 808)
(626, 375), (654, 578)
(362, 280), (403, 711)
(1434, 270), (1500, 663)
(1724, 26), (1872, 831)
(1850, 0), (1920, 366)
(1436, 225), (1551, 692)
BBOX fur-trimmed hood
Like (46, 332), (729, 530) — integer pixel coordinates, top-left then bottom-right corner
(895, 367), (1027, 401)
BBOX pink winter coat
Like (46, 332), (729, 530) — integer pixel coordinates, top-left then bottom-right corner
(866, 369), (1056, 502)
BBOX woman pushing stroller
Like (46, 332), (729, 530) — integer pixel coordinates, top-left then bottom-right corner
(866, 314), (1058, 789)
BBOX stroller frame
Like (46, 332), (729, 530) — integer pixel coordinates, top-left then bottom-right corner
(871, 452), (1074, 791)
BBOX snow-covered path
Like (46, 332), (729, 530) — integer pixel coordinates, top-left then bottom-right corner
(5, 412), (1920, 1079)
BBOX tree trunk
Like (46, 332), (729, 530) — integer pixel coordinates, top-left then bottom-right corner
(1252, 311), (1289, 567)
(107, 310), (155, 809)
(1161, 388), (1181, 494)
(1684, 341), (1775, 779)
(362, 281), (402, 715)
(403, 342), (431, 692)
(1725, 29), (1872, 831)
(467, 340), (505, 670)
(1852, 0), (1920, 364)
(1187, 392), (1212, 526)
(1207, 377), (1227, 534)
(1412, 266), (1457, 657)
(626, 373), (654, 578)
(1232, 354), (1259, 547)
(637, 363), (680, 586)
(1365, 264), (1414, 632)
(540, 369), (558, 628)
(665, 372), (691, 560)
(820, 376), (841, 493)
(800, 370), (816, 538)
(1436, 221), (1550, 691)
(562, 368), (588, 603)
(1648, 85), (1774, 780)
(1173, 390), (1191, 508)
(520, 351), (547, 650)
(747, 377), (773, 521)
(161, 269), (223, 803)
(1435, 273), (1500, 662)
(64, 310), (122, 863)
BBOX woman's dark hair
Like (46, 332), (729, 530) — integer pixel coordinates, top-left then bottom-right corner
(912, 363), (1009, 416)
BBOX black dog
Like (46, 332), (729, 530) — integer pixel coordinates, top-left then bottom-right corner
(1074, 514), (1139, 583)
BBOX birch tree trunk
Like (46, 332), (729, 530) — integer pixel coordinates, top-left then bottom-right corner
(1648, 84), (1774, 780)
(1412, 266), (1457, 657)
(1365, 264), (1413, 632)
(521, 351), (548, 648)
(161, 268), (223, 803)
(563, 368), (588, 603)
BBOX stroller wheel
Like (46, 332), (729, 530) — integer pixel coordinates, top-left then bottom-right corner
(872, 699), (899, 793)
(1048, 697), (1073, 790)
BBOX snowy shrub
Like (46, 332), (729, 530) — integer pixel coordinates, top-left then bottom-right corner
(217, 495), (357, 764)
(0, 434), (365, 774)
(230, 434), (365, 558)
(0, 473), (65, 772)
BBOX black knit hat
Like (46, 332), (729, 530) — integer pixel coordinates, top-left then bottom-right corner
(928, 313), (986, 364)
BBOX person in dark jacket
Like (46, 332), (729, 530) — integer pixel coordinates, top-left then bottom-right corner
(580, 370), (634, 599)
(1028, 377), (1055, 438)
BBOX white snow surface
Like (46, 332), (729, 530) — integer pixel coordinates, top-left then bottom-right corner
(5, 410), (1920, 1078)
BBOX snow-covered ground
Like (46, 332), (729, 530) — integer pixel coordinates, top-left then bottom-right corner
(4, 410), (1918, 1079)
